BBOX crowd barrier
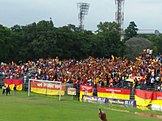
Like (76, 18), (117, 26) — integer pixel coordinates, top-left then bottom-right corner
(80, 85), (162, 111)
(3, 80), (162, 111)
(82, 95), (136, 107)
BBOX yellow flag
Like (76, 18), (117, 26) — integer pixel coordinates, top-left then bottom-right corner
(111, 55), (114, 61)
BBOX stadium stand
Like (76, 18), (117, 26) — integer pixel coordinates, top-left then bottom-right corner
(0, 53), (162, 93)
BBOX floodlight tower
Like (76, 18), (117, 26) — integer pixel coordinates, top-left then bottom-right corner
(115, 0), (125, 40)
(77, 2), (90, 30)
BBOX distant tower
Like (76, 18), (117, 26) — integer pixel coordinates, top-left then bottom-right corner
(115, 0), (125, 40)
(77, 2), (90, 30)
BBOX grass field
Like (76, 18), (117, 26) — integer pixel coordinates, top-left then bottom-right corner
(0, 90), (162, 121)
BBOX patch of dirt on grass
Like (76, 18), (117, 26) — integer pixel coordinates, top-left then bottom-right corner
(135, 112), (162, 119)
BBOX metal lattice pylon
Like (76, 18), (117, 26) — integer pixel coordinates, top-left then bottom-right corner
(77, 2), (90, 30)
(115, 0), (125, 40)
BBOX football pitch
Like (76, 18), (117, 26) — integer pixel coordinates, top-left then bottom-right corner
(0, 90), (162, 121)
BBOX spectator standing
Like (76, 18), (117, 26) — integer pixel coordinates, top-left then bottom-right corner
(2, 85), (6, 95)
(13, 85), (17, 95)
(93, 84), (97, 96)
(6, 85), (10, 96)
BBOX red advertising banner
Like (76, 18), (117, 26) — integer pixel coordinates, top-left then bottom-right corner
(152, 91), (162, 100)
(80, 85), (93, 101)
(80, 85), (93, 93)
(97, 88), (130, 100)
(150, 91), (162, 110)
(31, 81), (65, 90)
(4, 78), (22, 91)
(67, 88), (76, 95)
(30, 81), (65, 95)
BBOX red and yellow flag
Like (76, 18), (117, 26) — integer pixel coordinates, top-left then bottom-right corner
(4, 78), (22, 91)
(135, 89), (153, 107)
(80, 85), (93, 101)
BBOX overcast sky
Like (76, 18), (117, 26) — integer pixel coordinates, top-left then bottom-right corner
(0, 0), (162, 32)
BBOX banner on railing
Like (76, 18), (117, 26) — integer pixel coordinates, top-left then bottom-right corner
(135, 89), (162, 110)
(30, 81), (65, 95)
(135, 89), (152, 107)
(4, 78), (22, 91)
(80, 85), (93, 101)
(151, 91), (162, 111)
(67, 88), (76, 95)
(97, 87), (130, 100)
(82, 95), (136, 107)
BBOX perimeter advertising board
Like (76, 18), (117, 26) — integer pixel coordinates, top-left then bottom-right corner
(82, 95), (136, 107)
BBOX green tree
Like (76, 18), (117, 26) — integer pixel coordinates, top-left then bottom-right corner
(31, 20), (56, 59)
(54, 24), (92, 59)
(0, 20), (131, 62)
(11, 24), (26, 61)
(125, 21), (138, 41)
(147, 34), (162, 54)
(96, 21), (119, 33)
(94, 21), (125, 58)
(0, 25), (15, 62)
(125, 37), (153, 60)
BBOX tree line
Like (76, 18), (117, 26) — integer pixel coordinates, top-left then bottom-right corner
(0, 20), (161, 63)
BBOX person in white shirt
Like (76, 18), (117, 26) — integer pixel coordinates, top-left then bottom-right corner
(2, 85), (6, 95)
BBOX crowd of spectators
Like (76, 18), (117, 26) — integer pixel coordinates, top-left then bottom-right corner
(0, 51), (162, 91)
